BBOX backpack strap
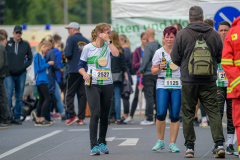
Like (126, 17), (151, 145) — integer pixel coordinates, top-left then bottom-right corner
(204, 28), (213, 40)
(185, 28), (197, 40)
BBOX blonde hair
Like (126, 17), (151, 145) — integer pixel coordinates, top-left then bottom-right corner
(110, 30), (123, 54)
(119, 34), (131, 50)
(91, 23), (111, 41)
(43, 35), (54, 48)
(36, 39), (52, 56)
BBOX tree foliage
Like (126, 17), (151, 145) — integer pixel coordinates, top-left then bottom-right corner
(4, 0), (111, 25)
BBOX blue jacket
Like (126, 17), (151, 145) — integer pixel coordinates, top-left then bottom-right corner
(64, 33), (89, 74)
(53, 48), (63, 83)
(34, 53), (50, 86)
(45, 48), (60, 94)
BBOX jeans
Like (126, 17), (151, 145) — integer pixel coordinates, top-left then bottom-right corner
(114, 82), (122, 120)
(54, 80), (64, 115)
(4, 72), (26, 120)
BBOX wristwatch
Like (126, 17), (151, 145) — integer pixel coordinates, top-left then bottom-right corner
(108, 40), (112, 45)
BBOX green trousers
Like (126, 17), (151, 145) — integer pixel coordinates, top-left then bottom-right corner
(182, 85), (225, 147)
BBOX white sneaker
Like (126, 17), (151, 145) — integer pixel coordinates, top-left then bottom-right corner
(199, 121), (208, 127)
(140, 120), (155, 125)
(124, 117), (134, 123)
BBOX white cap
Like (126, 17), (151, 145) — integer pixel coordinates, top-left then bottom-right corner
(65, 22), (80, 30)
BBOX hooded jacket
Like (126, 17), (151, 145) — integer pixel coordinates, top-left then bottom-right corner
(171, 22), (223, 85)
(6, 38), (32, 76)
(0, 42), (9, 78)
(221, 16), (240, 99)
(34, 53), (50, 86)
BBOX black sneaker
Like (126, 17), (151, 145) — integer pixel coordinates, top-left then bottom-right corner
(226, 144), (235, 155)
(215, 146), (225, 158)
(184, 148), (194, 158)
(34, 121), (39, 127)
(212, 147), (216, 154)
(38, 120), (52, 127)
(193, 117), (200, 126)
(116, 119), (127, 124)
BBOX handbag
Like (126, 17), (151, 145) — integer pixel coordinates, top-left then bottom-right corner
(112, 72), (123, 82)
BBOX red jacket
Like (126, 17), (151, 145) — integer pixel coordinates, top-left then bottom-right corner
(221, 16), (240, 99)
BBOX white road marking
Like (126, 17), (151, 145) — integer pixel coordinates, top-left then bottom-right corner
(68, 129), (89, 131)
(166, 127), (183, 129)
(219, 12), (232, 25)
(112, 128), (143, 130)
(0, 130), (62, 159)
(115, 138), (139, 146)
(106, 137), (116, 142)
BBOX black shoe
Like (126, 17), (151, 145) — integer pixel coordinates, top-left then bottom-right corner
(179, 116), (183, 122)
(193, 117), (200, 126)
(11, 119), (22, 125)
(116, 119), (127, 124)
(212, 147), (216, 154)
(215, 146), (225, 158)
(184, 148), (194, 158)
(38, 120), (52, 127)
(226, 144), (235, 155)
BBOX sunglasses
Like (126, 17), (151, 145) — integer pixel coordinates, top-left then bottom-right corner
(15, 32), (22, 34)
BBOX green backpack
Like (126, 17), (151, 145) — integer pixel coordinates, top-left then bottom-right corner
(186, 28), (213, 78)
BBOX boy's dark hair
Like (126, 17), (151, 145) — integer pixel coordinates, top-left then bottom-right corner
(53, 34), (62, 43)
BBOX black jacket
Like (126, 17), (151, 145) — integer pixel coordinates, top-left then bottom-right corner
(111, 47), (127, 74)
(6, 38), (32, 76)
(171, 22), (222, 85)
(0, 42), (9, 78)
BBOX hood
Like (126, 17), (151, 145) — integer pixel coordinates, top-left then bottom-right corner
(186, 22), (212, 33)
(9, 37), (23, 43)
(231, 16), (240, 27)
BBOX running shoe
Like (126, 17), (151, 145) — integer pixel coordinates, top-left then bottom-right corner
(193, 117), (200, 126)
(124, 116), (134, 123)
(169, 143), (180, 152)
(66, 117), (78, 126)
(38, 120), (52, 127)
(76, 119), (85, 125)
(90, 146), (100, 156)
(184, 148), (194, 158)
(99, 143), (109, 154)
(226, 144), (235, 155)
(199, 121), (208, 127)
(214, 146), (225, 158)
(140, 120), (154, 125)
(152, 140), (165, 151)
(212, 147), (216, 154)
(234, 151), (239, 156)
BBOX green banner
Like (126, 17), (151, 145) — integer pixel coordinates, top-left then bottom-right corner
(112, 16), (189, 52)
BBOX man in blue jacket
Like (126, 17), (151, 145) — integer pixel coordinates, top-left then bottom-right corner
(64, 22), (90, 126)
(5, 25), (32, 124)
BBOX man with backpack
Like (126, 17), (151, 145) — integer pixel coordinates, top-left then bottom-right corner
(171, 6), (225, 158)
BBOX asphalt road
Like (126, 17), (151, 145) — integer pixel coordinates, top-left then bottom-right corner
(0, 116), (238, 160)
